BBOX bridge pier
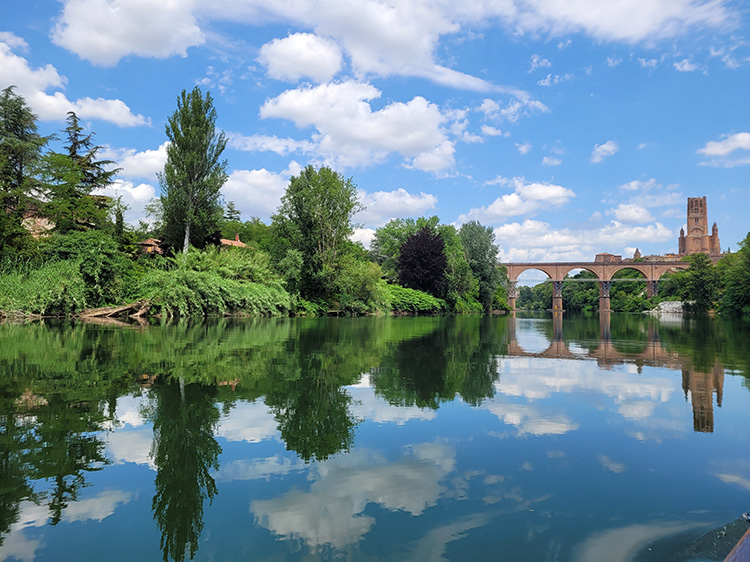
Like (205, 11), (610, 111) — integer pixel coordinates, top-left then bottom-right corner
(599, 281), (611, 312)
(552, 281), (564, 311)
(507, 281), (517, 311)
(646, 280), (659, 298)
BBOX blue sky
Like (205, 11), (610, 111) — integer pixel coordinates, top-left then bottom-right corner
(3, 0), (749, 262)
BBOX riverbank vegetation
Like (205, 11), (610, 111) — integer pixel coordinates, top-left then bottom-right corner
(0, 86), (510, 318)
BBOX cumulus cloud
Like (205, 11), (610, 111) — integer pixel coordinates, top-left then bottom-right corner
(494, 219), (673, 262)
(591, 140), (619, 163)
(459, 177), (575, 224)
(221, 161), (301, 220)
(614, 178), (682, 210)
(260, 81), (455, 172)
(51, 0), (205, 66)
(638, 58), (659, 68)
(0, 39), (148, 126)
(259, 33), (343, 83)
(698, 132), (750, 166)
(482, 125), (505, 137)
(48, 0), (736, 88)
(101, 143), (168, 180)
(542, 156), (561, 166)
(93, 180), (156, 225)
(355, 188), (437, 227)
(609, 203), (654, 224)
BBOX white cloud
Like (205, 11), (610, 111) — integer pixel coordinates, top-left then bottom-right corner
(355, 188), (437, 227)
(460, 177), (575, 224)
(481, 125), (505, 137)
(93, 180), (156, 224)
(480, 97), (548, 124)
(503, 0), (733, 43)
(221, 162), (300, 221)
(106, 428), (155, 468)
(494, 219), (673, 262)
(609, 203), (654, 224)
(698, 132), (750, 156)
(228, 133), (315, 156)
(537, 72), (573, 86)
(516, 143), (532, 155)
(0, 39), (148, 126)
(529, 54), (552, 71)
(697, 132), (750, 166)
(542, 156), (561, 166)
(259, 33), (343, 83)
(102, 143), (168, 180)
(52, 0), (205, 66)
(0, 32), (28, 51)
(674, 58), (699, 71)
(351, 227), (376, 248)
(607, 56), (623, 67)
(638, 58), (658, 68)
(591, 140), (619, 163)
(261, 81), (455, 171)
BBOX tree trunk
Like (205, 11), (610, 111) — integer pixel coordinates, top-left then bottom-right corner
(183, 220), (191, 254)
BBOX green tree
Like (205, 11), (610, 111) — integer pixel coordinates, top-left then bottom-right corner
(160, 87), (227, 254)
(682, 253), (718, 313)
(0, 86), (48, 256)
(41, 112), (118, 233)
(272, 165), (362, 300)
(459, 221), (501, 312)
(721, 233), (750, 315)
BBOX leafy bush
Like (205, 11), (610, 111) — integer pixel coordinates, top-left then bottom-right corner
(385, 284), (445, 314)
(136, 268), (290, 317)
(41, 230), (132, 306)
(0, 259), (87, 316)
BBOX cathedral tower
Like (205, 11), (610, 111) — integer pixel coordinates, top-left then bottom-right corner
(678, 196), (720, 258)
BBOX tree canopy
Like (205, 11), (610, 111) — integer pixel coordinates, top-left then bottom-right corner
(160, 87), (227, 254)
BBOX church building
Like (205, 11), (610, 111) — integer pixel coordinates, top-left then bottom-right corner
(678, 196), (721, 258)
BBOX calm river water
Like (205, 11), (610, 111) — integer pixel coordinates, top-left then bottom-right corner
(1, 313), (749, 562)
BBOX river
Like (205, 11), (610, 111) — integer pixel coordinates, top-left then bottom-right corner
(0, 313), (749, 561)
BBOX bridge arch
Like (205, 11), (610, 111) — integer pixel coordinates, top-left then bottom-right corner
(503, 260), (688, 311)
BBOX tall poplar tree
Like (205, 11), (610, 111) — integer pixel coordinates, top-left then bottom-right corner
(159, 87), (227, 254)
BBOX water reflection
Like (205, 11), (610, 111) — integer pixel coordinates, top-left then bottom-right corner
(0, 314), (748, 561)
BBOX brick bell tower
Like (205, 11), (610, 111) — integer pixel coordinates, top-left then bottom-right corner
(678, 196), (720, 258)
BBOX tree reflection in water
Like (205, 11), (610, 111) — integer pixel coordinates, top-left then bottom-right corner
(149, 378), (221, 562)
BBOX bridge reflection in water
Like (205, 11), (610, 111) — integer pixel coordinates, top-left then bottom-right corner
(503, 312), (724, 433)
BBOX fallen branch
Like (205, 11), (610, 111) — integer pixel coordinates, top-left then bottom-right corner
(80, 300), (151, 318)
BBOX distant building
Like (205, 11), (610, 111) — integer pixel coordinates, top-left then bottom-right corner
(220, 233), (247, 248)
(594, 252), (622, 263)
(678, 196), (720, 258)
(138, 238), (163, 255)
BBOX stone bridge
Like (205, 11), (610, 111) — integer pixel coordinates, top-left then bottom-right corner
(501, 260), (689, 311)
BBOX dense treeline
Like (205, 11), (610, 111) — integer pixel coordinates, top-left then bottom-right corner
(0, 86), (509, 318)
(516, 244), (750, 316)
